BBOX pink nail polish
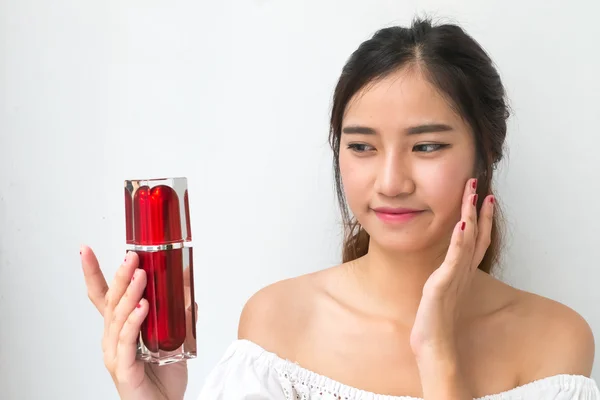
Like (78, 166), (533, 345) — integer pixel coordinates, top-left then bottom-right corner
(490, 196), (495, 204)
(461, 221), (466, 231)
(472, 179), (477, 190)
(136, 303), (141, 309)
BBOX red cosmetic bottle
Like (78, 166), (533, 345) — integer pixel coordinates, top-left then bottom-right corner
(124, 177), (197, 365)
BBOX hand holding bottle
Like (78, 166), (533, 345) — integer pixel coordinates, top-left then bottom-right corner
(81, 246), (191, 400)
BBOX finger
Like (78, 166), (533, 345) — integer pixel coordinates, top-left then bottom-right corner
(183, 263), (192, 307)
(81, 245), (109, 315)
(431, 220), (467, 293)
(472, 195), (495, 268)
(183, 264), (192, 288)
(183, 265), (197, 350)
(444, 219), (468, 268)
(183, 263), (197, 323)
(460, 178), (479, 238)
(116, 298), (149, 374)
(442, 179), (478, 269)
(184, 300), (198, 351)
(459, 178), (478, 211)
(104, 252), (140, 334)
(107, 268), (147, 360)
(453, 181), (477, 272)
(465, 192), (479, 242)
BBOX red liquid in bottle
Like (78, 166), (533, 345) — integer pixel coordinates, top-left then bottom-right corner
(129, 185), (187, 352)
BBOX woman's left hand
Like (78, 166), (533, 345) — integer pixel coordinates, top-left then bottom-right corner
(410, 178), (495, 397)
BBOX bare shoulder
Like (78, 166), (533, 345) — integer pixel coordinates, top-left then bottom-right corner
(507, 284), (596, 381)
(236, 268), (329, 358)
(473, 272), (594, 382)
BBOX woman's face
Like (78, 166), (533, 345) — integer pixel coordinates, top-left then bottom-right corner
(339, 67), (477, 254)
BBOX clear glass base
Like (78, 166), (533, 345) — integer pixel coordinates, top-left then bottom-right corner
(136, 340), (197, 366)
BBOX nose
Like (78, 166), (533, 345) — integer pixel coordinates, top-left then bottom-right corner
(374, 152), (415, 198)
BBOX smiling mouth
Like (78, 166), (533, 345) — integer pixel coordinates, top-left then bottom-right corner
(372, 208), (424, 223)
(372, 207), (423, 214)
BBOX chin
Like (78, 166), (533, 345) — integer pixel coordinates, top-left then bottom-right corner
(368, 234), (433, 254)
(361, 212), (452, 255)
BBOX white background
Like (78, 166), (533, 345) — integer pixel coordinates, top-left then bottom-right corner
(1, 0), (599, 399)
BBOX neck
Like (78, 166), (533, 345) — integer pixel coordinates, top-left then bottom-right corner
(350, 239), (450, 325)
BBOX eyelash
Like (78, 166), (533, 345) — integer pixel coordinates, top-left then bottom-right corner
(413, 143), (449, 152)
(347, 143), (373, 152)
(346, 143), (449, 153)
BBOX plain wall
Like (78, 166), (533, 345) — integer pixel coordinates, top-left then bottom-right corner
(1, 0), (599, 399)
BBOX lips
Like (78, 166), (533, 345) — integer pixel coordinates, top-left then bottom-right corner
(372, 207), (424, 223)
(372, 207), (422, 214)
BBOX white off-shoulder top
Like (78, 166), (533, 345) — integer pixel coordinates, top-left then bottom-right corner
(197, 339), (600, 399)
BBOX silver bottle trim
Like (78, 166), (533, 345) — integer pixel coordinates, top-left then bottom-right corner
(125, 241), (192, 252)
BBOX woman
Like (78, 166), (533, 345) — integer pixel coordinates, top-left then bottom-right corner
(81, 17), (599, 399)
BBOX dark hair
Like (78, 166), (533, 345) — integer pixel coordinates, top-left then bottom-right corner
(329, 17), (509, 274)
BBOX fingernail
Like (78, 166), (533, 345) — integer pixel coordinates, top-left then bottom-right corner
(472, 179), (477, 190)
(136, 303), (141, 309)
(472, 194), (478, 206)
(490, 196), (495, 204)
(461, 221), (466, 231)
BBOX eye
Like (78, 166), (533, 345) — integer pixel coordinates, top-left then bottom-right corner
(347, 143), (374, 153)
(413, 143), (449, 153)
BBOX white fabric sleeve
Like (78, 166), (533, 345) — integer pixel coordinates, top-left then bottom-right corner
(196, 339), (600, 400)
(196, 341), (287, 400)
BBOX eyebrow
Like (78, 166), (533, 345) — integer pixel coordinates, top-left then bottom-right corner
(341, 123), (454, 135)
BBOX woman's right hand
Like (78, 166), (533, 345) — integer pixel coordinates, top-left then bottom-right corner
(80, 246), (190, 400)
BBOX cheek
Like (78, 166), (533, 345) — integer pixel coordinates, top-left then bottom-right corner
(339, 153), (371, 210)
(417, 158), (471, 215)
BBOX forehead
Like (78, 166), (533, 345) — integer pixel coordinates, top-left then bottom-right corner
(343, 67), (467, 132)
